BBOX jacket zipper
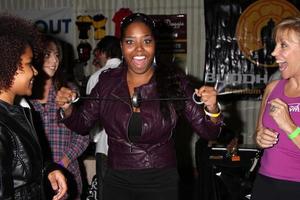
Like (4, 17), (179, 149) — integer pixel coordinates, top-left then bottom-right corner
(127, 107), (134, 152)
(112, 91), (135, 152)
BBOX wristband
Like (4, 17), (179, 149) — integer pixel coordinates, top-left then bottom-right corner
(288, 127), (300, 140)
(58, 160), (64, 167)
(59, 108), (65, 119)
(204, 103), (221, 118)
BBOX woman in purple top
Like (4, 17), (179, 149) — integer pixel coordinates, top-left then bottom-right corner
(55, 13), (223, 200)
(252, 16), (300, 200)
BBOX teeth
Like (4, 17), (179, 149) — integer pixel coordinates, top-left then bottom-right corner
(277, 61), (288, 71)
(134, 56), (145, 60)
(275, 60), (284, 64)
(46, 66), (56, 69)
(279, 62), (287, 65)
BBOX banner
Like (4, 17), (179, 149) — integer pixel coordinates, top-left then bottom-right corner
(10, 8), (75, 46)
(204, 0), (300, 98)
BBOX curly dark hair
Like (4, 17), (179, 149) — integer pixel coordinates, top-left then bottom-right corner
(0, 13), (44, 92)
(120, 13), (186, 120)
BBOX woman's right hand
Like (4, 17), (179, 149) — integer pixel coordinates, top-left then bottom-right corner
(48, 170), (67, 200)
(256, 127), (278, 148)
(55, 87), (77, 111)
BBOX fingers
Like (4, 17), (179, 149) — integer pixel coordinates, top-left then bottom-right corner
(48, 170), (67, 200)
(268, 98), (287, 114)
(256, 128), (278, 148)
(197, 86), (217, 96)
(52, 181), (67, 200)
(268, 98), (296, 132)
(55, 87), (77, 109)
(268, 99), (286, 120)
(195, 86), (218, 110)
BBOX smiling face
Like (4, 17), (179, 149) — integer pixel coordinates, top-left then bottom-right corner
(121, 21), (156, 75)
(43, 41), (60, 78)
(12, 45), (38, 97)
(272, 29), (300, 79)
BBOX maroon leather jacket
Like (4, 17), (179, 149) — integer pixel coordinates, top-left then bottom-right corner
(62, 65), (223, 170)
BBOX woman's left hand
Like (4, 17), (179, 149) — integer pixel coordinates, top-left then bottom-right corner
(195, 86), (218, 112)
(48, 170), (67, 200)
(268, 98), (296, 134)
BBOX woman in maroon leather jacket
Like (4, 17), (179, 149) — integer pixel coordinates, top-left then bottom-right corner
(57, 13), (223, 200)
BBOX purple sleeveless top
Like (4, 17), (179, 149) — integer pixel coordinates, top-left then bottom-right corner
(260, 79), (300, 182)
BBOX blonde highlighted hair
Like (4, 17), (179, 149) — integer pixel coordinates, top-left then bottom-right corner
(273, 16), (300, 42)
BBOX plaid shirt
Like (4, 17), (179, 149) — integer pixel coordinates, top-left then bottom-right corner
(30, 85), (90, 197)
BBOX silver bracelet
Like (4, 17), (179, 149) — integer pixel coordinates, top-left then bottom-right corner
(192, 91), (204, 104)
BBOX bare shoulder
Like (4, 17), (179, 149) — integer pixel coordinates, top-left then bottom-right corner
(264, 80), (280, 96)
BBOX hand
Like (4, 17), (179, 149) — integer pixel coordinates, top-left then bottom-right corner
(256, 127), (278, 148)
(268, 98), (296, 134)
(195, 86), (218, 112)
(55, 87), (76, 111)
(48, 170), (67, 200)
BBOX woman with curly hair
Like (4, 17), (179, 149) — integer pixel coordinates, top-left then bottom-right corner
(56, 13), (223, 200)
(0, 14), (67, 199)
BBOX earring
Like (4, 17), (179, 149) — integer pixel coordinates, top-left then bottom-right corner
(152, 56), (157, 67)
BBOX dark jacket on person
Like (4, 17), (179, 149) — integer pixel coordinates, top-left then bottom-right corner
(0, 99), (57, 199)
(61, 64), (223, 170)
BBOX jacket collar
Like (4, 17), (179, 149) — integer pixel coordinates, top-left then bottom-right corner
(110, 64), (157, 106)
(0, 99), (24, 114)
(110, 65), (131, 106)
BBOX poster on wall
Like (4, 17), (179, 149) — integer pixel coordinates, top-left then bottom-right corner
(204, 0), (300, 98)
(149, 14), (187, 71)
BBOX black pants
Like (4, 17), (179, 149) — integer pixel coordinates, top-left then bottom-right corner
(251, 174), (300, 200)
(103, 168), (179, 200)
(103, 182), (178, 200)
(96, 153), (107, 200)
